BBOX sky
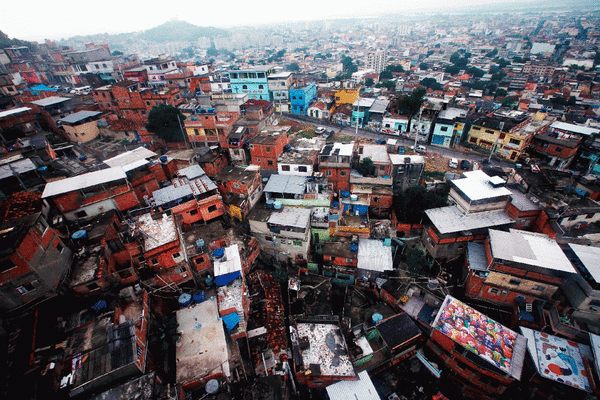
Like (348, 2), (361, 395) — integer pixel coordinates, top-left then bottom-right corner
(3, 0), (533, 42)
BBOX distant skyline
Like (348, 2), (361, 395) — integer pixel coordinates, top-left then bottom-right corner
(1, 0), (547, 42)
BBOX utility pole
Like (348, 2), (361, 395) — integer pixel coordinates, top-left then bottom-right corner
(489, 121), (504, 162)
(414, 106), (423, 150)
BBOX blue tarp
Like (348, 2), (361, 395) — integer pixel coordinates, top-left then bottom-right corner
(222, 312), (240, 331)
(214, 271), (241, 287)
(27, 84), (57, 95)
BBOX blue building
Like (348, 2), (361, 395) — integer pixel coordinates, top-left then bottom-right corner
(290, 81), (317, 115)
(352, 98), (375, 127)
(228, 66), (275, 100)
(431, 108), (468, 147)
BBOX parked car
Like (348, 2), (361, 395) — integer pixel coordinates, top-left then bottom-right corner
(315, 126), (326, 134)
(398, 146), (405, 154)
(375, 138), (386, 145)
(323, 129), (334, 139)
(449, 158), (458, 168)
(460, 160), (471, 171)
(415, 145), (427, 154)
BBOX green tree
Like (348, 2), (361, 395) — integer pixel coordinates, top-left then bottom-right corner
(393, 185), (447, 224)
(356, 157), (375, 177)
(379, 70), (393, 80)
(375, 80), (396, 90)
(365, 77), (374, 87)
(496, 88), (507, 97)
(419, 62), (429, 71)
(146, 104), (186, 143)
(427, 50), (435, 57)
(341, 56), (358, 73)
(287, 62), (300, 71)
(405, 248), (431, 277)
(420, 77), (443, 90)
(466, 67), (485, 78)
(502, 97), (516, 108)
(444, 65), (460, 75)
(394, 87), (427, 129)
(112, 50), (123, 56)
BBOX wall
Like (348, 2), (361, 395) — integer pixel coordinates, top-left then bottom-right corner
(62, 119), (102, 143)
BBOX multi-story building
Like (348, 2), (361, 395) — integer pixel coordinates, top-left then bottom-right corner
(522, 62), (555, 79)
(58, 110), (105, 143)
(352, 98), (375, 127)
(215, 165), (263, 221)
(389, 154), (425, 194)
(318, 142), (356, 191)
(290, 81), (317, 115)
(142, 56), (178, 87)
(0, 192), (72, 312)
(277, 136), (324, 177)
(365, 50), (386, 73)
(267, 71), (293, 111)
(466, 117), (519, 152)
(431, 108), (468, 147)
(249, 131), (289, 171)
(334, 88), (361, 105)
(495, 112), (554, 161)
(357, 144), (391, 177)
(529, 121), (599, 169)
(228, 66), (275, 100)
(181, 103), (238, 149)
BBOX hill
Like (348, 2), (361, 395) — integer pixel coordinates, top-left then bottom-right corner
(138, 20), (229, 42)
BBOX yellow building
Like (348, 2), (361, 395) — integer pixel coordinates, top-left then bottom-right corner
(334, 88), (361, 105)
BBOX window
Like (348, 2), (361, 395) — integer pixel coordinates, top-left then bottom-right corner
(568, 215), (578, 221)
(266, 147), (272, 153)
(189, 209), (198, 216)
(151, 258), (159, 265)
(440, 126), (448, 132)
(533, 285), (546, 291)
(298, 166), (307, 173)
(0, 258), (16, 272)
(326, 170), (332, 176)
(281, 165), (290, 171)
(208, 205), (218, 213)
(267, 160), (274, 166)
(294, 240), (302, 247)
(16, 281), (37, 294)
(509, 138), (521, 145)
(242, 85), (248, 89)
(586, 213), (596, 219)
(340, 171), (347, 177)
(195, 255), (206, 265)
(509, 279), (521, 286)
(119, 270), (133, 279)
(488, 287), (499, 294)
(554, 146), (563, 153)
(56, 243), (64, 253)
(75, 210), (88, 218)
(258, 85), (264, 89)
(485, 129), (495, 134)
(172, 252), (181, 260)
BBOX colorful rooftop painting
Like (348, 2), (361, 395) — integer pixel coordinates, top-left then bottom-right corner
(521, 327), (592, 392)
(432, 295), (520, 376)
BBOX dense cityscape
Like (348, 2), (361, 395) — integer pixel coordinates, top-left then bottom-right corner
(1, 4), (600, 400)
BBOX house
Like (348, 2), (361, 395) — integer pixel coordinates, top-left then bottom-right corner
(215, 165), (263, 220)
(290, 317), (357, 388)
(307, 100), (331, 119)
(181, 103), (238, 148)
(290, 81), (317, 115)
(321, 237), (359, 283)
(520, 327), (594, 398)
(495, 112), (554, 161)
(0, 192), (71, 312)
(366, 98), (390, 131)
(464, 228), (577, 311)
(335, 88), (361, 105)
(267, 71), (293, 111)
(352, 98), (376, 127)
(264, 173), (330, 207)
(431, 108), (468, 147)
(277, 136), (324, 177)
(59, 290), (150, 397)
(505, 188), (542, 230)
(357, 144), (391, 177)
(556, 197), (600, 231)
(382, 115), (410, 135)
(428, 295), (527, 399)
(196, 147), (228, 177)
(561, 244), (600, 328)
(176, 298), (231, 398)
(318, 142), (356, 191)
(249, 131), (289, 172)
(331, 103), (354, 126)
(466, 117), (519, 153)
(357, 238), (393, 282)
(228, 66), (275, 100)
(529, 121), (599, 169)
(389, 154), (425, 194)
(248, 205), (312, 265)
(142, 56), (178, 87)
(58, 111), (105, 143)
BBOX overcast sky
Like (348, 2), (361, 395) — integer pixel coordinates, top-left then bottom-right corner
(4, 0), (530, 42)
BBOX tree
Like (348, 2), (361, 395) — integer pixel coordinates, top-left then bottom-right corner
(420, 77), (443, 90)
(379, 70), (393, 80)
(356, 157), (375, 177)
(405, 248), (431, 277)
(364, 78), (374, 87)
(341, 56), (358, 73)
(375, 80), (396, 90)
(444, 65), (460, 75)
(496, 88), (508, 97)
(419, 62), (429, 71)
(466, 67), (485, 78)
(393, 87), (427, 129)
(502, 98), (516, 108)
(393, 185), (447, 224)
(146, 104), (186, 143)
(112, 50), (123, 56)
(427, 50), (435, 57)
(287, 62), (300, 71)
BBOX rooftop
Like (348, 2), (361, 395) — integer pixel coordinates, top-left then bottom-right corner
(425, 206), (513, 235)
(103, 147), (157, 171)
(214, 244), (242, 277)
(353, 98), (376, 108)
(388, 154), (425, 165)
(320, 142), (354, 157)
(550, 121), (599, 136)
(41, 167), (127, 198)
(135, 213), (177, 252)
(326, 371), (379, 400)
(30, 96), (71, 107)
(59, 110), (102, 125)
(520, 327), (592, 392)
(0, 107), (31, 119)
(294, 322), (355, 377)
(264, 174), (306, 196)
(433, 295), (526, 380)
(567, 244), (600, 283)
(489, 229), (576, 274)
(359, 144), (390, 164)
(451, 170), (512, 202)
(268, 207), (311, 228)
(176, 298), (230, 385)
(508, 189), (540, 212)
(466, 242), (488, 272)
(357, 238), (393, 272)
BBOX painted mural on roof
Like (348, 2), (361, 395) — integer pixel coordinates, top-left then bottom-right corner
(433, 295), (517, 374)
(532, 331), (591, 392)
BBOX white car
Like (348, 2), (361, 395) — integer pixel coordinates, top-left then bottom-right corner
(315, 126), (326, 134)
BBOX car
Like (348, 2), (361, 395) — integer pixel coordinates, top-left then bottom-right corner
(315, 126), (326, 135)
(449, 158), (458, 168)
(398, 146), (405, 154)
(415, 145), (427, 154)
(460, 160), (470, 171)
(375, 138), (386, 145)
(323, 129), (334, 139)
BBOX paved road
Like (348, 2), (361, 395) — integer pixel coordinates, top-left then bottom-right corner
(281, 113), (515, 169)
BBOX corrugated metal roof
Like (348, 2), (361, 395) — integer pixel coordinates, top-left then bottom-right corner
(152, 184), (193, 206)
(490, 229), (576, 273)
(264, 174), (306, 196)
(369, 98), (390, 114)
(551, 121), (599, 136)
(30, 96), (70, 107)
(104, 147), (157, 170)
(425, 206), (513, 234)
(357, 238), (393, 272)
(0, 158), (37, 179)
(178, 164), (205, 179)
(568, 243), (600, 282)
(59, 110), (102, 124)
(467, 242), (488, 271)
(0, 107), (31, 119)
(326, 371), (380, 400)
(42, 167), (127, 198)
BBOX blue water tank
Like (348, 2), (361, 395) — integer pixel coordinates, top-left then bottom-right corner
(350, 244), (358, 252)
(213, 248), (225, 259)
(266, 199), (275, 209)
(72, 230), (88, 240)
(331, 201), (339, 208)
(274, 200), (282, 210)
(193, 290), (206, 303)
(341, 191), (350, 198)
(383, 175), (390, 179)
(205, 274), (214, 286)
(196, 239), (205, 248)
(179, 293), (192, 307)
(159, 155), (168, 163)
(372, 313), (383, 324)
(78, 155), (87, 161)
(38, 166), (48, 173)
